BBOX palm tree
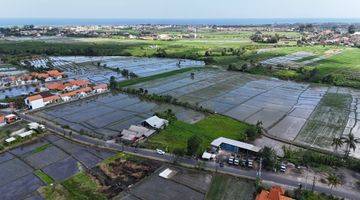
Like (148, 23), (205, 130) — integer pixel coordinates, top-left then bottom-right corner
(327, 174), (341, 195)
(341, 133), (360, 157)
(331, 137), (344, 152)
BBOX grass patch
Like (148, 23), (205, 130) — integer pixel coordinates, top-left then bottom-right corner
(62, 172), (106, 200)
(206, 174), (255, 200)
(32, 143), (51, 154)
(34, 170), (54, 185)
(115, 67), (198, 88)
(320, 93), (352, 108)
(146, 115), (250, 154)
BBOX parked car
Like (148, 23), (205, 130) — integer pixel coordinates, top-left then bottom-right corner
(156, 149), (165, 155)
(234, 157), (239, 165)
(247, 159), (253, 168)
(280, 163), (287, 172)
(228, 156), (235, 164)
(219, 162), (224, 167)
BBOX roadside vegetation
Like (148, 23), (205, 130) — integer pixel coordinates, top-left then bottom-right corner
(40, 172), (107, 200)
(282, 147), (360, 173)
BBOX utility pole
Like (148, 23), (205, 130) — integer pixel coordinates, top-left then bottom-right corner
(257, 157), (263, 179)
(311, 176), (316, 192)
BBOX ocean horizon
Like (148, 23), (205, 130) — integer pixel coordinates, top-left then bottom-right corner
(0, 18), (360, 27)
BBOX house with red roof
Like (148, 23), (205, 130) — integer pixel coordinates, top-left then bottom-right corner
(256, 186), (293, 200)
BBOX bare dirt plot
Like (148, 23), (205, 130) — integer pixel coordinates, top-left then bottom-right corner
(90, 154), (161, 199)
(295, 93), (352, 149)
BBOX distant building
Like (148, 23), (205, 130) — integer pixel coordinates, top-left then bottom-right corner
(92, 84), (108, 93)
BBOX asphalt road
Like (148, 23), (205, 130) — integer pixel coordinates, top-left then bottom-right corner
(19, 113), (360, 199)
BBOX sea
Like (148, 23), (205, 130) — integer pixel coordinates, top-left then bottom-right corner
(0, 18), (360, 27)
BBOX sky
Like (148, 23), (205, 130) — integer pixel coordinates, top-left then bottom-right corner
(1, 0), (359, 19)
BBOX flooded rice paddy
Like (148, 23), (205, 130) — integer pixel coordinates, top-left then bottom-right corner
(24, 56), (204, 84)
(129, 68), (360, 157)
(0, 134), (115, 200)
(34, 92), (205, 139)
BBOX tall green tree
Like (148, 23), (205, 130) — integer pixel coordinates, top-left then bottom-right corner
(341, 133), (360, 157)
(326, 174), (341, 195)
(331, 137), (344, 152)
(260, 146), (277, 170)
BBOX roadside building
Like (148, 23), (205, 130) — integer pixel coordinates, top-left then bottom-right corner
(42, 93), (60, 105)
(142, 116), (169, 129)
(128, 125), (156, 137)
(45, 82), (66, 91)
(68, 79), (89, 88)
(25, 94), (45, 110)
(211, 137), (261, 154)
(256, 186), (293, 200)
(5, 137), (16, 144)
(120, 129), (141, 141)
(47, 70), (63, 79)
(92, 84), (108, 93)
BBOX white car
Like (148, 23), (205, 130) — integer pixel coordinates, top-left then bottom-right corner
(247, 159), (253, 168)
(228, 156), (235, 164)
(280, 163), (287, 172)
(156, 149), (165, 155)
(234, 158), (239, 165)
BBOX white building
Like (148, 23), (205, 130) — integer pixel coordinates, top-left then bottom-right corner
(142, 116), (169, 129)
(25, 95), (45, 110)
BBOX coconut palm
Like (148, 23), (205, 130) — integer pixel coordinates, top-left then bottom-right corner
(341, 133), (360, 157)
(331, 137), (344, 152)
(326, 174), (341, 195)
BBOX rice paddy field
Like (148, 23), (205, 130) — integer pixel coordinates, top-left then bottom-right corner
(0, 134), (115, 200)
(129, 68), (360, 158)
(33, 92), (205, 139)
(22, 56), (204, 84)
(206, 174), (255, 200)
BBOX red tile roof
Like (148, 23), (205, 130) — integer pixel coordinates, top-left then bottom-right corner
(27, 94), (43, 102)
(47, 70), (63, 77)
(93, 84), (108, 90)
(43, 95), (60, 103)
(256, 186), (293, 200)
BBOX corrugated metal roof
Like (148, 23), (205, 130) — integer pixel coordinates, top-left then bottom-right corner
(211, 137), (261, 153)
